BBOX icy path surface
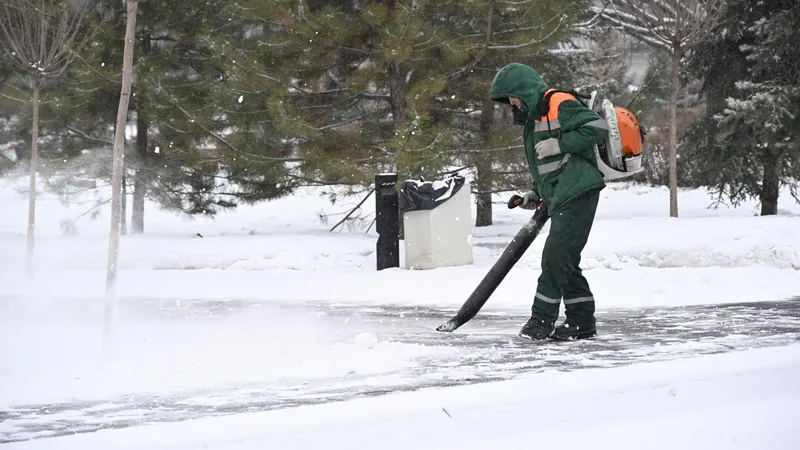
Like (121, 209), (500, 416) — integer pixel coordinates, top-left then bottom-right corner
(2, 297), (799, 444)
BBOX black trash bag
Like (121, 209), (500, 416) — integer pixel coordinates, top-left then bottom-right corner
(399, 174), (466, 213)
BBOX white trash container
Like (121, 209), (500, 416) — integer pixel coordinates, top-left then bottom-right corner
(400, 175), (473, 270)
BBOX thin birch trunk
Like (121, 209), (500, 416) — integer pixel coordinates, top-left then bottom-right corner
(104, 0), (139, 347)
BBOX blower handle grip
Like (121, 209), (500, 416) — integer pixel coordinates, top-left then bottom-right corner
(508, 194), (541, 210)
(508, 194), (524, 209)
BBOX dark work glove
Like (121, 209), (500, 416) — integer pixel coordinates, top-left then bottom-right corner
(508, 190), (540, 210)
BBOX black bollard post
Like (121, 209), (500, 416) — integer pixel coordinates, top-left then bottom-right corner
(375, 173), (400, 271)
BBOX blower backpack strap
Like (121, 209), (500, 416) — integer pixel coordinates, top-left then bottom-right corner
(537, 89), (592, 117)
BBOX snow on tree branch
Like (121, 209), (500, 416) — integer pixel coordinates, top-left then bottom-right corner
(590, 3), (672, 53)
(591, 0), (728, 53)
(0, 0), (94, 79)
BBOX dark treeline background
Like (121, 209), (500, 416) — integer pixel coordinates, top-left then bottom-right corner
(1, 0), (798, 232)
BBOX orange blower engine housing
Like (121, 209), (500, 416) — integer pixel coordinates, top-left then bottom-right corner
(590, 93), (646, 180)
(615, 106), (643, 158)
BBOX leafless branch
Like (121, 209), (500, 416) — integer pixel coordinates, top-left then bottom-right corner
(170, 100), (303, 164)
(62, 196), (111, 229)
(359, 92), (391, 101)
(485, 20), (565, 50)
(0, 0), (96, 80)
(66, 125), (113, 145)
(69, 49), (120, 83)
(592, 0), (728, 53)
(0, 91), (27, 103)
(626, 66), (661, 108)
(329, 187), (375, 232)
(304, 113), (368, 131)
(458, 144), (524, 154)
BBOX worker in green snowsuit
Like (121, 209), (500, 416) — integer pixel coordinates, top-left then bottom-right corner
(490, 63), (609, 341)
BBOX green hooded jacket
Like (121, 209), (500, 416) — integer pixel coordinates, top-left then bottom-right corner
(490, 63), (608, 215)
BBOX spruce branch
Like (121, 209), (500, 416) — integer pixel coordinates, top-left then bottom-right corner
(170, 98), (303, 164)
(66, 126), (113, 145)
(0, 92), (27, 103)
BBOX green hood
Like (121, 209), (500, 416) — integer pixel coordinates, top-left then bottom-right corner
(489, 63), (549, 118)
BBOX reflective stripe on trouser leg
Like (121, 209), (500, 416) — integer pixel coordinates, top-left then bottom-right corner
(535, 292), (560, 304)
(532, 190), (600, 322)
(532, 291), (561, 321)
(564, 279), (596, 328)
(563, 296), (594, 305)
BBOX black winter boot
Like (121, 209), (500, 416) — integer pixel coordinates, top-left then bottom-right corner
(518, 316), (555, 340)
(550, 318), (596, 340)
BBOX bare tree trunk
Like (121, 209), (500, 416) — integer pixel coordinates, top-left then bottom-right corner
(388, 64), (407, 124)
(475, 98), (495, 227)
(385, 0), (406, 125)
(131, 36), (150, 234)
(26, 78), (39, 278)
(105, 0), (139, 303)
(760, 150), (780, 216)
(388, 61), (407, 240)
(121, 175), (127, 235)
(474, 169), (493, 226)
(132, 114), (147, 233)
(475, 0), (494, 227)
(668, 49), (680, 217)
(132, 172), (146, 233)
(389, 63), (406, 240)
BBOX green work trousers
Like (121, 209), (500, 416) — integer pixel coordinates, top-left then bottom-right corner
(532, 189), (600, 327)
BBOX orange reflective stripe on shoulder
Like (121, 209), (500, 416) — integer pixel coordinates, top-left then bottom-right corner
(533, 89), (575, 132)
(543, 92), (575, 121)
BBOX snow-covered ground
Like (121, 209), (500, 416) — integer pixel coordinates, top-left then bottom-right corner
(5, 344), (800, 450)
(1, 174), (799, 447)
(2, 176), (799, 305)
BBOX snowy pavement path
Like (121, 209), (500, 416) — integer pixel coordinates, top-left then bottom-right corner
(2, 297), (799, 443)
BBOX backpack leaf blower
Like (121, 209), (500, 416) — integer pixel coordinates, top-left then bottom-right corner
(436, 90), (646, 332)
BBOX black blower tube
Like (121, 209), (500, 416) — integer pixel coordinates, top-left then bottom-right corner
(436, 201), (549, 332)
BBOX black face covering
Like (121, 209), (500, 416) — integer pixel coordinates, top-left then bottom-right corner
(511, 105), (527, 126)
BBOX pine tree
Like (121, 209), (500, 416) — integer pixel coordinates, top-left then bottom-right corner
(0, 58), (25, 171)
(411, 0), (597, 226)
(684, 0), (800, 215)
(241, 0), (602, 227)
(272, 0), (457, 190)
(47, 0), (302, 233)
